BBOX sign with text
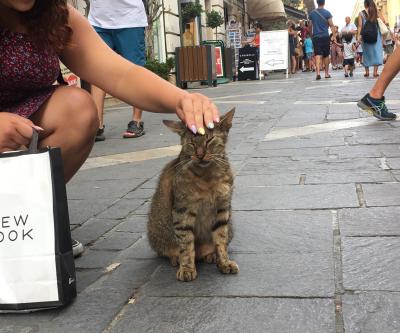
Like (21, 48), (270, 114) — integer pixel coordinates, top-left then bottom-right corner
(259, 30), (289, 71)
(238, 46), (258, 81)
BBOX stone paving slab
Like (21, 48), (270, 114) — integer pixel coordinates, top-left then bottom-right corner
(143, 253), (334, 297)
(342, 237), (400, 291)
(363, 183), (400, 207)
(342, 292), (400, 333)
(305, 171), (394, 184)
(90, 231), (142, 251)
(71, 218), (121, 246)
(68, 198), (116, 226)
(67, 178), (144, 199)
(240, 157), (381, 175)
(340, 207), (400, 236)
(232, 184), (359, 210)
(230, 210), (332, 253)
(109, 297), (335, 333)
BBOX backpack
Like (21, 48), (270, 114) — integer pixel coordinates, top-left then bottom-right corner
(361, 11), (378, 44)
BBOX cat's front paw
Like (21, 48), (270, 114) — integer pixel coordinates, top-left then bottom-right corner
(218, 260), (239, 274)
(176, 267), (197, 282)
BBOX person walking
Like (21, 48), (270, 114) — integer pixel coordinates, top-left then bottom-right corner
(309, 0), (336, 80)
(358, 42), (399, 120)
(288, 20), (298, 74)
(342, 33), (357, 77)
(89, 0), (148, 141)
(357, 0), (386, 78)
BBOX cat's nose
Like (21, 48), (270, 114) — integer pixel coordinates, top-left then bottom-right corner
(196, 147), (205, 159)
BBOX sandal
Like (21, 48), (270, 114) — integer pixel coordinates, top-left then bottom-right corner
(364, 73), (369, 77)
(325, 75), (332, 79)
(123, 121), (145, 138)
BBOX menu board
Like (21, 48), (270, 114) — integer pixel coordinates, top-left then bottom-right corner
(259, 30), (289, 72)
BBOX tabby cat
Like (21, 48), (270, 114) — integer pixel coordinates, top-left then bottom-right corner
(147, 108), (238, 282)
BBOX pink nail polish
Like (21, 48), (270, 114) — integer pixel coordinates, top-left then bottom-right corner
(214, 117), (220, 123)
(33, 126), (44, 131)
(191, 125), (197, 134)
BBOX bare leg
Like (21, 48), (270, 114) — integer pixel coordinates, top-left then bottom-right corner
(30, 86), (99, 183)
(316, 55), (322, 76)
(291, 56), (297, 74)
(370, 47), (400, 99)
(373, 65), (379, 77)
(324, 56), (330, 77)
(365, 66), (370, 77)
(132, 107), (143, 122)
(90, 85), (106, 128)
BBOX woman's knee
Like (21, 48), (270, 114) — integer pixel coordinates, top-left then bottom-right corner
(63, 87), (99, 134)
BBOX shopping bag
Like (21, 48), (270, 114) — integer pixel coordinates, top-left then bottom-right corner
(0, 131), (76, 311)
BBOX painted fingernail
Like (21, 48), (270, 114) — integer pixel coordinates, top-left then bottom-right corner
(33, 126), (44, 131)
(198, 127), (205, 135)
(190, 125), (197, 134)
(207, 122), (214, 129)
(214, 117), (220, 123)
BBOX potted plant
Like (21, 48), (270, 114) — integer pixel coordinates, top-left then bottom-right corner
(181, 0), (203, 24)
(145, 58), (175, 81)
(206, 10), (224, 40)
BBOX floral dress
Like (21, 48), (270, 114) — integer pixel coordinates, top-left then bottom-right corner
(0, 26), (60, 118)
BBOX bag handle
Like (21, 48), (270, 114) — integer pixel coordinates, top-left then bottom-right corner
(28, 128), (39, 153)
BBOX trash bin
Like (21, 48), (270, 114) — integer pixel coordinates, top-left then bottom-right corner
(238, 45), (259, 81)
(175, 45), (217, 89)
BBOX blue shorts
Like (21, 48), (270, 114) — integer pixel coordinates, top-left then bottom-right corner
(93, 26), (146, 66)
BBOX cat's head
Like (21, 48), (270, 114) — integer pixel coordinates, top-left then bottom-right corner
(163, 108), (235, 169)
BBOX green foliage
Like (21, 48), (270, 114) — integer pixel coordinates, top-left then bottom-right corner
(145, 58), (175, 80)
(181, 0), (203, 23)
(206, 10), (224, 29)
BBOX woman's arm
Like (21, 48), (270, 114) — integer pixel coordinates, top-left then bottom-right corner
(357, 13), (363, 41)
(61, 7), (218, 133)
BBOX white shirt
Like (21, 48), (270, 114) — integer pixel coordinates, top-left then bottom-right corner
(343, 42), (355, 59)
(88, 0), (148, 29)
(341, 23), (357, 34)
(341, 23), (357, 43)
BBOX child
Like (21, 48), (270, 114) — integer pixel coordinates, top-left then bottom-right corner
(304, 32), (314, 71)
(342, 33), (357, 77)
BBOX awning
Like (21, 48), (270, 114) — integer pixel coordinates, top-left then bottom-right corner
(246, 0), (286, 21)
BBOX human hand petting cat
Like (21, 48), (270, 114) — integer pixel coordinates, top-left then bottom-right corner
(175, 92), (219, 136)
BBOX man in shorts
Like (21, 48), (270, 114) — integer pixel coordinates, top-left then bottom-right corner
(89, 0), (148, 141)
(309, 0), (336, 80)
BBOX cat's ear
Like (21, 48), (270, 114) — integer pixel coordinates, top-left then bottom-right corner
(217, 108), (235, 132)
(163, 120), (186, 135)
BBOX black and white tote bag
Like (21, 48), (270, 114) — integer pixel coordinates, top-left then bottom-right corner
(0, 131), (76, 311)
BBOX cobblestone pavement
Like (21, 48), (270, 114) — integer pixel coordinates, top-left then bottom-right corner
(2, 69), (400, 333)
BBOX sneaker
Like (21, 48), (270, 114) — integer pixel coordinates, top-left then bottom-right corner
(95, 126), (105, 142)
(72, 239), (84, 258)
(123, 121), (145, 138)
(357, 94), (397, 121)
(350, 71), (354, 77)
(345, 73), (349, 78)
